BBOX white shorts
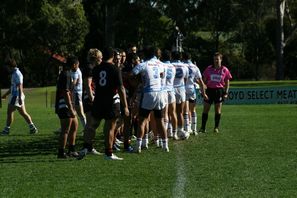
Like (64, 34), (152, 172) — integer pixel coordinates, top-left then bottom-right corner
(174, 87), (186, 104)
(167, 90), (176, 104)
(186, 88), (197, 101)
(73, 92), (83, 106)
(140, 92), (166, 110)
(162, 91), (168, 106)
(9, 94), (25, 108)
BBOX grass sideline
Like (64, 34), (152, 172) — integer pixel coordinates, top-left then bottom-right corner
(0, 86), (297, 197)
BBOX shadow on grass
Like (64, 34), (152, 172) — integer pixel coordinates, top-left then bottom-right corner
(0, 132), (85, 163)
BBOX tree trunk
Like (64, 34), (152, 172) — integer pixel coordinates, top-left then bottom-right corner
(275, 0), (285, 80)
(104, 3), (115, 47)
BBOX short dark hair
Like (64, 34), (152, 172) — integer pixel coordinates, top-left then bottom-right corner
(214, 52), (223, 59)
(5, 57), (17, 67)
(183, 52), (191, 60)
(143, 45), (155, 60)
(171, 51), (181, 60)
(102, 47), (115, 61)
(162, 50), (171, 61)
(67, 56), (79, 67)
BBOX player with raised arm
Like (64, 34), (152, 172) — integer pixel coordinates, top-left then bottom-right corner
(132, 45), (168, 153)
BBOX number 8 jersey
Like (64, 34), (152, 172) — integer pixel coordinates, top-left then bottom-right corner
(92, 62), (123, 106)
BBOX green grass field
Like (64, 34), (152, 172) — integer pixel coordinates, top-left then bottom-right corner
(0, 87), (297, 197)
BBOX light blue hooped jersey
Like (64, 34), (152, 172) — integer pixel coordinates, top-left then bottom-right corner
(163, 61), (176, 92)
(171, 60), (189, 88)
(184, 60), (202, 90)
(132, 57), (165, 93)
(11, 67), (23, 97)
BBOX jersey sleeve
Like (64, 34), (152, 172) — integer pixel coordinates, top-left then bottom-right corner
(196, 67), (202, 79)
(223, 67), (232, 81)
(132, 62), (145, 75)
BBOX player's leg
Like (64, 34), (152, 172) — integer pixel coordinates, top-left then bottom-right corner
(136, 108), (150, 153)
(154, 109), (169, 152)
(2, 103), (16, 135)
(67, 116), (79, 156)
(183, 100), (190, 133)
(75, 94), (87, 129)
(17, 103), (38, 134)
(77, 116), (101, 160)
(58, 117), (71, 158)
(168, 102), (178, 140)
(103, 118), (123, 160)
(199, 101), (211, 133)
(189, 101), (198, 135)
(214, 102), (222, 133)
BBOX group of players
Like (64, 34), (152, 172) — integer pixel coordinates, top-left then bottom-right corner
(1, 44), (232, 161)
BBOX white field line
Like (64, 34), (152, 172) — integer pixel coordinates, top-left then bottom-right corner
(173, 144), (186, 198)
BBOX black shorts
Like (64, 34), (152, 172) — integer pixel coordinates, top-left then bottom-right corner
(83, 98), (93, 113)
(188, 98), (197, 104)
(56, 108), (73, 119)
(139, 107), (164, 119)
(91, 102), (121, 120)
(204, 88), (224, 104)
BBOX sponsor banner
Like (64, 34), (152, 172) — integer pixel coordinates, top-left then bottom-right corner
(196, 86), (297, 104)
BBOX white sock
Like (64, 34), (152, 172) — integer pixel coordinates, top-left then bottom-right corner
(142, 133), (148, 147)
(164, 118), (168, 131)
(137, 138), (142, 150)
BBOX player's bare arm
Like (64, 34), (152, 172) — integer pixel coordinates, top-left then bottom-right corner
(1, 88), (11, 99)
(18, 83), (23, 105)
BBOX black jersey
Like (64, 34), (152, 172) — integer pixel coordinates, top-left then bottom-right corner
(55, 70), (71, 113)
(82, 63), (96, 99)
(92, 62), (123, 107)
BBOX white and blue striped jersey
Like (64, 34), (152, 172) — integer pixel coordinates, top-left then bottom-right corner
(132, 57), (165, 93)
(184, 60), (202, 90)
(71, 68), (83, 95)
(171, 60), (188, 88)
(11, 67), (23, 97)
(163, 61), (176, 92)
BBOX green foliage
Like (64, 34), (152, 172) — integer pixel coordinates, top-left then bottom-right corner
(1, 0), (297, 84)
(36, 0), (89, 54)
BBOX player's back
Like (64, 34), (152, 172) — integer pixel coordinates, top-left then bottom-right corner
(171, 60), (188, 88)
(92, 62), (122, 104)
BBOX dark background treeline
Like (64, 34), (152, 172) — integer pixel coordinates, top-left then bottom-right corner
(0, 0), (296, 87)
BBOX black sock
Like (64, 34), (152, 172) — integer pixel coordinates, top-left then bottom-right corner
(83, 143), (93, 152)
(124, 140), (130, 149)
(201, 113), (208, 129)
(215, 113), (221, 128)
(68, 145), (75, 152)
(105, 149), (112, 156)
(58, 148), (65, 155)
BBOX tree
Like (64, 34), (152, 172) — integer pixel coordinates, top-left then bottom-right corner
(0, 0), (89, 86)
(276, 0), (286, 80)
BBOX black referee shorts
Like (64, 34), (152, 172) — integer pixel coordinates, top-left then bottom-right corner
(204, 88), (224, 104)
